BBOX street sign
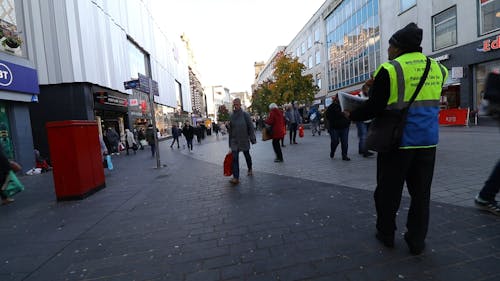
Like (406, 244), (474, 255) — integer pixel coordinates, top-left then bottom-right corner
(124, 79), (139, 90)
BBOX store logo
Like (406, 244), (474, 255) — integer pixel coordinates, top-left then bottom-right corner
(0, 63), (13, 86)
(478, 35), (500, 52)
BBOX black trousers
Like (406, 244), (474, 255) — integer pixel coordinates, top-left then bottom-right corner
(272, 139), (283, 160)
(375, 147), (436, 245)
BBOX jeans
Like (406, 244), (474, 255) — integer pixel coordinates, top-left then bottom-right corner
(150, 142), (156, 157)
(479, 160), (500, 201)
(329, 127), (349, 157)
(186, 139), (193, 150)
(232, 150), (252, 179)
(170, 137), (179, 148)
(356, 122), (368, 154)
(311, 121), (320, 135)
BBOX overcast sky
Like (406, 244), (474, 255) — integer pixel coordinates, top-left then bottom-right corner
(155, 0), (325, 93)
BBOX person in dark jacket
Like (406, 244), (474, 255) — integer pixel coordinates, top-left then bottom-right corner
(182, 122), (195, 151)
(145, 124), (156, 157)
(228, 98), (256, 185)
(106, 127), (120, 155)
(325, 94), (351, 161)
(170, 124), (181, 149)
(0, 145), (14, 205)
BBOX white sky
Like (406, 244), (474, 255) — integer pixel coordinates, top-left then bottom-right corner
(155, 0), (325, 93)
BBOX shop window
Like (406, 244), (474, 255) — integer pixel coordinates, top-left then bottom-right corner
(400, 0), (416, 13)
(432, 6), (457, 51)
(0, 0), (23, 56)
(479, 0), (500, 35)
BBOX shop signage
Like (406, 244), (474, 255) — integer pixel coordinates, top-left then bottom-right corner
(0, 59), (39, 95)
(93, 92), (128, 107)
(433, 54), (450, 62)
(124, 79), (139, 90)
(480, 35), (500, 52)
(129, 99), (139, 106)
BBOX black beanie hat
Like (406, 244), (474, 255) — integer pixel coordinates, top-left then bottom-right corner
(389, 22), (423, 50)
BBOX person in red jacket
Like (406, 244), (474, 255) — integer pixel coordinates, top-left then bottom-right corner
(265, 103), (286, 162)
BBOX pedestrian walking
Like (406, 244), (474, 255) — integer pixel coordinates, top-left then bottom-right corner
(124, 128), (137, 155)
(345, 23), (448, 255)
(170, 124), (181, 149)
(309, 106), (321, 136)
(182, 122), (195, 151)
(325, 94), (351, 161)
(106, 127), (120, 155)
(356, 81), (374, 157)
(137, 128), (145, 150)
(145, 124), (156, 157)
(0, 144), (14, 205)
(474, 72), (500, 216)
(265, 103), (286, 162)
(228, 98), (256, 185)
(285, 102), (302, 144)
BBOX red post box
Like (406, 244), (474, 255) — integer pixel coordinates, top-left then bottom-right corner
(46, 120), (105, 200)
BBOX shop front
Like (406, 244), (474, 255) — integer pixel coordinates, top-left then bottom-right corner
(0, 57), (39, 169)
(93, 88), (129, 140)
(432, 33), (500, 125)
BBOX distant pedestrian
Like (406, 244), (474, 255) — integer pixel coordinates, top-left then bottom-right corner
(265, 103), (286, 162)
(170, 124), (181, 149)
(309, 106), (321, 136)
(0, 144), (14, 205)
(228, 98), (256, 185)
(475, 72), (500, 216)
(345, 23), (448, 255)
(213, 123), (220, 137)
(325, 94), (351, 161)
(124, 128), (137, 155)
(182, 122), (195, 151)
(285, 102), (302, 144)
(137, 128), (145, 150)
(106, 127), (120, 155)
(145, 124), (156, 157)
(356, 82), (374, 158)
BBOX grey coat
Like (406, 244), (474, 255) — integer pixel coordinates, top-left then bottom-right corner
(228, 110), (256, 151)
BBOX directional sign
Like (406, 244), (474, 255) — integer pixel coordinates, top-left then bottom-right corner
(124, 79), (139, 90)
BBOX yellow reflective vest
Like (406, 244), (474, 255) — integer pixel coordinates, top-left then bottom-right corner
(374, 52), (448, 149)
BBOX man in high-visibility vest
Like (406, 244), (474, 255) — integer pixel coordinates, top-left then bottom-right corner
(345, 23), (448, 255)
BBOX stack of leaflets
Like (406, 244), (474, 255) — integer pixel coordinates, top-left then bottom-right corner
(337, 92), (368, 111)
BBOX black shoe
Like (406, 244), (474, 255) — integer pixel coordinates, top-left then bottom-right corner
(342, 156), (351, 161)
(330, 152), (334, 158)
(375, 232), (394, 248)
(363, 152), (374, 157)
(274, 159), (283, 163)
(404, 232), (425, 255)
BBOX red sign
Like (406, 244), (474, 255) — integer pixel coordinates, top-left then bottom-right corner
(482, 35), (500, 52)
(439, 109), (469, 126)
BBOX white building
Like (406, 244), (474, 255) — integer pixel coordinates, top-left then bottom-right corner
(24, 0), (191, 156)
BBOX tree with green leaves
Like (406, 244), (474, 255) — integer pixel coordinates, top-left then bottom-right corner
(272, 53), (318, 105)
(251, 53), (318, 115)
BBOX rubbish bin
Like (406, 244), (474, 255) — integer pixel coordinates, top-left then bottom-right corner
(46, 120), (105, 200)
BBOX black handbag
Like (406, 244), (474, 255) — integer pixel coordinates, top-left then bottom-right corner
(365, 57), (431, 153)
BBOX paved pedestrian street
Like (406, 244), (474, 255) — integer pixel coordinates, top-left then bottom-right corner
(1, 126), (499, 281)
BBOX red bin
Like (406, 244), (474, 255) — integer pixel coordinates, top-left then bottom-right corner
(46, 120), (105, 200)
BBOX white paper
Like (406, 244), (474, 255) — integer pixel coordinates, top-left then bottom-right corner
(337, 92), (368, 111)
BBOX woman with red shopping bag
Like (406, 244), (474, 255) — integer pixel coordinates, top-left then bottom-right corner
(265, 103), (286, 162)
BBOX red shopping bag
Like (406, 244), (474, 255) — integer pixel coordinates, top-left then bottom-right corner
(299, 124), (304, 138)
(223, 152), (233, 176)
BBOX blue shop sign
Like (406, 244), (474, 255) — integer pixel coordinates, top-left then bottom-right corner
(0, 59), (39, 94)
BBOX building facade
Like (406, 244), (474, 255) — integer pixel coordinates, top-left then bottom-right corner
(0, 0), (39, 170)
(23, 0), (190, 157)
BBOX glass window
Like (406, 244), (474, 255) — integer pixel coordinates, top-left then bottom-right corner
(308, 56), (313, 69)
(316, 73), (322, 88)
(479, 0), (500, 35)
(0, 0), (23, 56)
(296, 47), (300, 57)
(315, 51), (321, 65)
(301, 42), (306, 54)
(400, 0), (416, 12)
(308, 36), (313, 49)
(314, 28), (320, 42)
(433, 6), (457, 50)
(128, 39), (150, 78)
